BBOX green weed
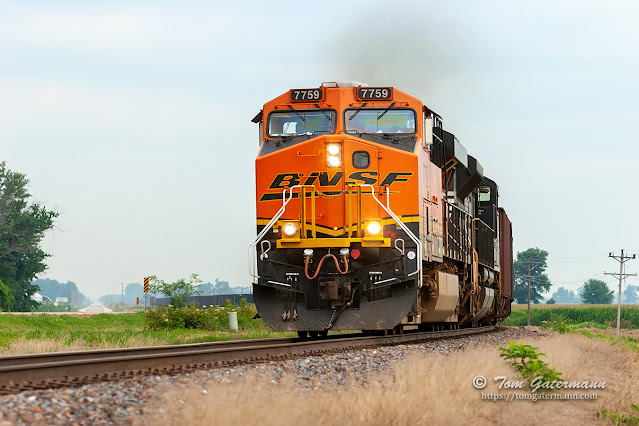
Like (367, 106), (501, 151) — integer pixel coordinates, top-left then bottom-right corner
(499, 341), (563, 388)
(602, 404), (639, 425)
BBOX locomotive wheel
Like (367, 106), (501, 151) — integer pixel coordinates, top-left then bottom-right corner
(297, 331), (308, 339)
(394, 325), (403, 335)
(309, 331), (319, 338)
(319, 330), (328, 338)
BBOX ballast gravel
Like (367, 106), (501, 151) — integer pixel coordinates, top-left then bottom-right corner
(0, 327), (542, 425)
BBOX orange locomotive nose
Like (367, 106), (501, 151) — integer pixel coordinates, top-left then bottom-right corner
(256, 134), (418, 237)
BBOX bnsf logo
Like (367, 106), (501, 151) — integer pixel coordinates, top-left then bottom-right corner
(268, 171), (413, 189)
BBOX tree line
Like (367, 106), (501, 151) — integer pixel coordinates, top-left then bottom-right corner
(98, 278), (250, 306)
(0, 162), (57, 312)
(31, 278), (90, 306)
(514, 248), (639, 305)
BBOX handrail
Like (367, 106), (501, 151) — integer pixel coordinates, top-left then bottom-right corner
(249, 184), (423, 289)
(249, 185), (302, 281)
(360, 184), (423, 288)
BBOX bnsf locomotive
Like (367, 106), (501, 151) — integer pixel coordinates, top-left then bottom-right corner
(249, 82), (513, 337)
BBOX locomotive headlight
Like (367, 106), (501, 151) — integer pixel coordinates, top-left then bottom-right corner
(362, 219), (386, 243)
(326, 143), (341, 168)
(327, 155), (341, 167)
(282, 222), (299, 237)
(366, 221), (382, 235)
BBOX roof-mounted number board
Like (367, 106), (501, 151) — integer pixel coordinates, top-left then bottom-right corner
(357, 87), (393, 101)
(290, 88), (324, 102)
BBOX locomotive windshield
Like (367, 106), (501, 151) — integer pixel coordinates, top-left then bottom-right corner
(268, 110), (336, 137)
(344, 108), (416, 134)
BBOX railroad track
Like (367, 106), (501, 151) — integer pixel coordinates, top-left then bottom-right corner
(0, 326), (495, 394)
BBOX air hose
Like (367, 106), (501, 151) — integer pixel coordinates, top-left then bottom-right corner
(304, 254), (348, 280)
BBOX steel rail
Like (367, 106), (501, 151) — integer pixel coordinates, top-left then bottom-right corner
(0, 326), (495, 394)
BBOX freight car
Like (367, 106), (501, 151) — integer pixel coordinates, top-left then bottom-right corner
(249, 82), (513, 337)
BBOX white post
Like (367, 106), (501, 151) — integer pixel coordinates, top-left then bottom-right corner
(228, 311), (238, 331)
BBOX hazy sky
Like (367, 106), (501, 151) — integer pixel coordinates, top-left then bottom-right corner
(2, 0), (638, 300)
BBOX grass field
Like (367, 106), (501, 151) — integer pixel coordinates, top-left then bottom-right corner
(501, 305), (639, 354)
(502, 305), (639, 328)
(4, 304), (638, 357)
(0, 311), (294, 356)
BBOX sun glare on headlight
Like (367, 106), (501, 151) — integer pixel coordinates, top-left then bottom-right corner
(282, 222), (298, 237)
(328, 155), (341, 167)
(366, 221), (382, 235)
(327, 144), (340, 156)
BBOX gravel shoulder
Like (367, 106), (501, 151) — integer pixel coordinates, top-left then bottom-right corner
(0, 327), (541, 425)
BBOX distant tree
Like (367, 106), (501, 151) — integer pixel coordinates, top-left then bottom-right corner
(548, 286), (580, 304)
(514, 248), (552, 304)
(66, 281), (89, 305)
(623, 284), (639, 304)
(213, 278), (231, 295)
(124, 283), (144, 304)
(125, 283), (142, 295)
(33, 278), (90, 306)
(98, 294), (121, 305)
(580, 279), (613, 304)
(0, 278), (13, 311)
(0, 162), (58, 311)
(546, 298), (556, 304)
(197, 282), (214, 295)
(148, 274), (203, 308)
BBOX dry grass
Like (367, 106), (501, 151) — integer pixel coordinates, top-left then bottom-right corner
(580, 327), (639, 339)
(0, 337), (165, 356)
(144, 333), (639, 425)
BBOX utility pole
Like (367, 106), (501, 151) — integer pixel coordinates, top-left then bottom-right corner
(605, 249), (636, 339)
(121, 282), (124, 308)
(515, 261), (541, 326)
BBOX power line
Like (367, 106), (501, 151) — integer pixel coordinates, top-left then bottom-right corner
(515, 261), (542, 326)
(547, 252), (610, 262)
(551, 259), (611, 265)
(541, 272), (607, 286)
(604, 249), (637, 339)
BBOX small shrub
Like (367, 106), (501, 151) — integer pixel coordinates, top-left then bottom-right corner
(499, 341), (563, 388)
(602, 403), (639, 425)
(604, 319), (636, 329)
(147, 274), (203, 309)
(145, 301), (266, 332)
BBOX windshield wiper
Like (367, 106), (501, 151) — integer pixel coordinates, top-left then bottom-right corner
(314, 104), (332, 122)
(348, 102), (368, 121)
(376, 102), (396, 121)
(286, 105), (305, 122)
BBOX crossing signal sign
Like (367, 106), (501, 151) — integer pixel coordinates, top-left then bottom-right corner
(144, 277), (149, 293)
